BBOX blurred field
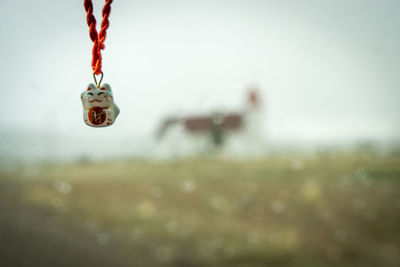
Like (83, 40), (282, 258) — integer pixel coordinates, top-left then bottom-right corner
(1, 153), (400, 267)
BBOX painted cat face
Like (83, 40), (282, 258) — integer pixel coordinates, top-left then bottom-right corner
(81, 83), (114, 108)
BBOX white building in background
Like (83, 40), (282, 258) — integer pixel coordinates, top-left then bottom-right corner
(154, 88), (265, 158)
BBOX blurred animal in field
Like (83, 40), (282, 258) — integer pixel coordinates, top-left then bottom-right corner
(155, 87), (264, 157)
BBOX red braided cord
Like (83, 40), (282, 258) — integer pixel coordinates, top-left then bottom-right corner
(84, 0), (113, 75)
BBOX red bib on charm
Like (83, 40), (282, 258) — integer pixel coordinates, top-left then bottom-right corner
(88, 107), (106, 125)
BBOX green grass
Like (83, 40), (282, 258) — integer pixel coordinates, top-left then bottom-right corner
(2, 154), (400, 267)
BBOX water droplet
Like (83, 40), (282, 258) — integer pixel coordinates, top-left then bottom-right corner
(54, 181), (72, 195)
(268, 233), (281, 244)
(209, 238), (223, 250)
(155, 246), (174, 262)
(137, 201), (156, 217)
(223, 245), (236, 258)
(352, 198), (367, 211)
(291, 160), (303, 171)
(334, 229), (349, 243)
(325, 245), (342, 262)
(166, 220), (179, 233)
(364, 209), (378, 222)
(181, 180), (197, 193)
(130, 227), (143, 240)
(300, 181), (320, 202)
(151, 187), (163, 198)
(271, 201), (286, 214)
(246, 231), (259, 244)
(97, 233), (110, 245)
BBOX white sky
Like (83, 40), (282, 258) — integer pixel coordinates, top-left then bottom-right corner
(1, 0), (399, 159)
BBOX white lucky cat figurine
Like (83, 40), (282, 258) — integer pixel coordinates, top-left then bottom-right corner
(81, 83), (119, 127)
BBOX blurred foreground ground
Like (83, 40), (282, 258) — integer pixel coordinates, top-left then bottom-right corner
(1, 153), (400, 267)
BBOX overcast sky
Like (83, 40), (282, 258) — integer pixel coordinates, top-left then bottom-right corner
(1, 0), (399, 159)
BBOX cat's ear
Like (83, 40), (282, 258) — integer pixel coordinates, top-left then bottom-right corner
(100, 83), (111, 91)
(87, 83), (97, 91)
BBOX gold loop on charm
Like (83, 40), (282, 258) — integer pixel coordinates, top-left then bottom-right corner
(93, 72), (104, 88)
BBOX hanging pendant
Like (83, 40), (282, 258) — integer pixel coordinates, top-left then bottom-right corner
(81, 73), (119, 127)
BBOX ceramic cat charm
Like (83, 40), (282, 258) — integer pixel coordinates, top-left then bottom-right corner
(81, 83), (119, 127)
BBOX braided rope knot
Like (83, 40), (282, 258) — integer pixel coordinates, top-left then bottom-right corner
(84, 0), (113, 75)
